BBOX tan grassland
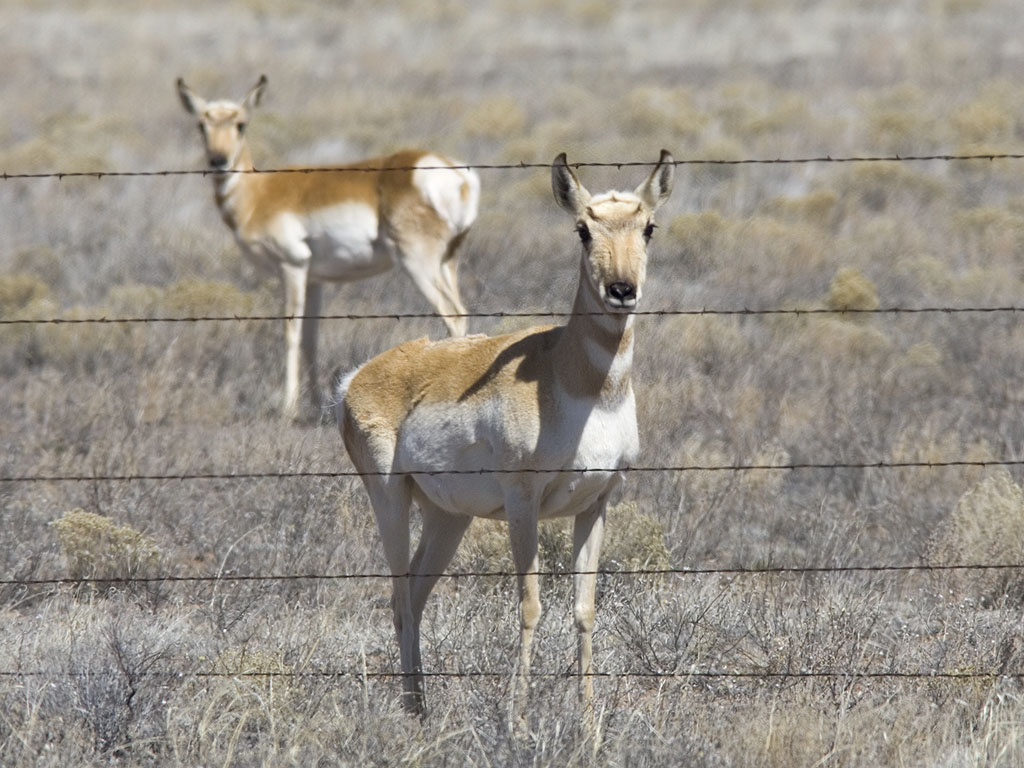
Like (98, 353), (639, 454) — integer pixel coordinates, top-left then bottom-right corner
(2, 0), (1024, 765)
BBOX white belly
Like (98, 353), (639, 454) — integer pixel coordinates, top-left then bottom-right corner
(239, 202), (393, 281)
(305, 202), (390, 281)
(398, 393), (638, 521)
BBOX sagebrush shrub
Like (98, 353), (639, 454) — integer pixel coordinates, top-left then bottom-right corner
(461, 95), (527, 140)
(50, 509), (161, 585)
(455, 501), (669, 574)
(926, 471), (1024, 606)
(0, 272), (49, 316)
(827, 266), (879, 312)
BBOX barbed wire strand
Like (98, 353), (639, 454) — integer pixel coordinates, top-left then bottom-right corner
(3, 561), (1024, 588)
(2, 459), (1021, 485)
(0, 669), (1017, 681)
(4, 152), (1024, 181)
(3, 305), (1024, 327)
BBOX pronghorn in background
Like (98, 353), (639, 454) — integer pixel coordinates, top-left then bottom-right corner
(176, 75), (479, 419)
(335, 151), (675, 720)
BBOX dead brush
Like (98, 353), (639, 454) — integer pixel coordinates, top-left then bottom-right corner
(926, 471), (1024, 607)
(50, 509), (161, 596)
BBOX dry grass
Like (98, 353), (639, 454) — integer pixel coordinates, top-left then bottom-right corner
(2, 0), (1024, 765)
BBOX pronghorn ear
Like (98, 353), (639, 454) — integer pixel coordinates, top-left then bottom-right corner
(176, 78), (206, 116)
(551, 153), (591, 216)
(243, 75), (268, 111)
(635, 149), (675, 212)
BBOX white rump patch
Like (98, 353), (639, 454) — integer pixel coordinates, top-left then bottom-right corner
(332, 364), (363, 418)
(413, 155), (480, 235)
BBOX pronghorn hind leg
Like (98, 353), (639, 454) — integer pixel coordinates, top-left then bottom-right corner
(406, 500), (473, 712)
(409, 502), (473, 620)
(440, 229), (468, 329)
(302, 280), (324, 412)
(361, 475), (421, 712)
(393, 235), (468, 337)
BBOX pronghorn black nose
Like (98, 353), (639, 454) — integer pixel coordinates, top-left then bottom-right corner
(208, 153), (229, 169)
(607, 282), (636, 302)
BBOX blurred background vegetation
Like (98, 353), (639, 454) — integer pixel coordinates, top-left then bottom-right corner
(2, 0), (1024, 765)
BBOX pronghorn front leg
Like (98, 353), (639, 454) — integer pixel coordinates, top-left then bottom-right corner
(572, 493), (610, 735)
(504, 484), (542, 731)
(279, 261), (309, 419)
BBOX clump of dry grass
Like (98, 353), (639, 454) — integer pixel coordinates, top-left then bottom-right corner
(619, 86), (708, 146)
(50, 509), (161, 587)
(0, 272), (50, 314)
(668, 210), (728, 276)
(760, 189), (839, 227)
(826, 266), (879, 312)
(462, 94), (527, 140)
(837, 163), (947, 213)
(455, 500), (669, 575)
(927, 471), (1024, 606)
(159, 277), (260, 317)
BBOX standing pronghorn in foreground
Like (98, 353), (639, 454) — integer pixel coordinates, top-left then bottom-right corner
(336, 151), (675, 719)
(177, 75), (479, 418)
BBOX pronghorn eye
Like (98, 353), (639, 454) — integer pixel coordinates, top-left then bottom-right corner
(237, 122), (247, 135)
(643, 222), (656, 242)
(576, 222), (591, 245)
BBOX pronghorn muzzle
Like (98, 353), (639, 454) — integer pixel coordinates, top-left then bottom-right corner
(606, 280), (637, 309)
(207, 152), (230, 171)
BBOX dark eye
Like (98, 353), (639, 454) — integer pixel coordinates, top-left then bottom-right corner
(576, 222), (591, 244)
(643, 222), (656, 242)
(237, 122), (247, 135)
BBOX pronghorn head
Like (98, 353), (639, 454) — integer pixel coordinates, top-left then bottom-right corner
(176, 75), (268, 172)
(552, 150), (674, 312)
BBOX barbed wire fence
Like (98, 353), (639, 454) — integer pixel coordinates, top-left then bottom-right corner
(3, 150), (1024, 181)
(3, 149), (1024, 687)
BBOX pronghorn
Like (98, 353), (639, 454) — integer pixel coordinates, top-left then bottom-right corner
(176, 75), (479, 418)
(335, 151), (675, 718)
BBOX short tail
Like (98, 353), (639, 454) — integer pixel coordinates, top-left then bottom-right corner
(330, 364), (363, 428)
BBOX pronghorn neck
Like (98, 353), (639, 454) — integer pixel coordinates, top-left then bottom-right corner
(554, 259), (635, 402)
(211, 142), (254, 232)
